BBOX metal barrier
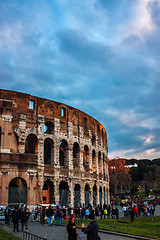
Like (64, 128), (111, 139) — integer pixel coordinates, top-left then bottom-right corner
(0, 222), (47, 240)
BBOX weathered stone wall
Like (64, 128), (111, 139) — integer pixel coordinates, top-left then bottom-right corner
(0, 89), (109, 207)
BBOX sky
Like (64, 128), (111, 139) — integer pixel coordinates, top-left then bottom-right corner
(0, 0), (160, 160)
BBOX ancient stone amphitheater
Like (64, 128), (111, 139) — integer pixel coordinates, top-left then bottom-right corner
(0, 89), (109, 207)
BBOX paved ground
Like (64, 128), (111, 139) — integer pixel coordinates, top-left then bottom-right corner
(27, 221), (134, 240)
(1, 205), (160, 240)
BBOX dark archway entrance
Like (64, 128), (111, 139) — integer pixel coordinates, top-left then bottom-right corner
(85, 184), (90, 207)
(74, 184), (80, 207)
(93, 185), (97, 207)
(42, 180), (54, 204)
(59, 181), (69, 207)
(8, 178), (27, 204)
(59, 140), (69, 167)
(99, 186), (102, 208)
(73, 143), (80, 168)
(44, 138), (54, 164)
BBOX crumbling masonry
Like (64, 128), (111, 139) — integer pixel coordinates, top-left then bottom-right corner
(0, 89), (109, 207)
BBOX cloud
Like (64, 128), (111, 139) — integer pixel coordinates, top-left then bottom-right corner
(0, 0), (160, 160)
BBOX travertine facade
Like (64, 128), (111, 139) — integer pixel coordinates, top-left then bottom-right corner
(0, 89), (109, 207)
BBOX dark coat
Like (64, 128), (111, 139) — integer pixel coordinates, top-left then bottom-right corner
(67, 223), (78, 240)
(46, 208), (54, 217)
(11, 210), (20, 223)
(82, 219), (99, 240)
(20, 210), (30, 223)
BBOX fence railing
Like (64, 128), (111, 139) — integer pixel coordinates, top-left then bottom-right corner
(0, 223), (47, 240)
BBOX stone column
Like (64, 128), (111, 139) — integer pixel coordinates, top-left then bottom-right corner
(54, 180), (60, 204)
(96, 151), (99, 175)
(69, 179), (74, 208)
(97, 185), (100, 206)
(68, 144), (73, 171)
(80, 182), (85, 207)
(79, 146), (84, 172)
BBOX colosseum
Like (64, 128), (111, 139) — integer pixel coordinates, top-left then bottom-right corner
(0, 89), (109, 208)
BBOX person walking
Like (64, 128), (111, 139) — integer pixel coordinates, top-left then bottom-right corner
(82, 213), (99, 240)
(11, 207), (20, 232)
(67, 216), (78, 240)
(20, 208), (30, 231)
(56, 206), (62, 226)
(46, 205), (54, 226)
(4, 206), (11, 224)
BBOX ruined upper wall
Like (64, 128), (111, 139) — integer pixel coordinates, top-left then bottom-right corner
(0, 89), (107, 148)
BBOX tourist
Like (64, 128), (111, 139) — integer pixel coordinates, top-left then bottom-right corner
(104, 207), (107, 219)
(67, 216), (78, 240)
(4, 206), (11, 224)
(46, 205), (54, 226)
(11, 206), (20, 232)
(56, 206), (62, 226)
(82, 213), (99, 240)
(20, 208), (30, 231)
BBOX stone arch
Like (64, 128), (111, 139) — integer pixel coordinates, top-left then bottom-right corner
(91, 135), (96, 147)
(103, 153), (105, 178)
(92, 149), (96, 173)
(83, 145), (89, 171)
(25, 134), (38, 154)
(8, 177), (27, 204)
(98, 151), (102, 174)
(74, 184), (81, 207)
(85, 184), (90, 207)
(59, 140), (69, 167)
(99, 186), (102, 208)
(59, 181), (69, 207)
(42, 180), (54, 204)
(73, 142), (80, 168)
(93, 185), (97, 207)
(44, 121), (54, 134)
(103, 186), (106, 205)
(44, 138), (54, 164)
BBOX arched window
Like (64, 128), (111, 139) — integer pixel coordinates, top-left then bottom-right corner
(44, 121), (54, 134)
(59, 140), (68, 167)
(83, 145), (89, 171)
(25, 134), (38, 154)
(73, 142), (80, 167)
(44, 138), (54, 164)
(91, 135), (96, 147)
(98, 151), (102, 173)
(92, 150), (96, 173)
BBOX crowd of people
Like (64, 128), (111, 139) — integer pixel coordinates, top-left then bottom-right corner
(2, 200), (158, 237)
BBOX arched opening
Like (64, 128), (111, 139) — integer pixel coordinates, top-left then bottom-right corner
(44, 121), (54, 134)
(42, 180), (54, 204)
(103, 153), (105, 178)
(91, 135), (96, 147)
(59, 140), (69, 167)
(8, 178), (27, 204)
(59, 181), (69, 207)
(104, 186), (106, 205)
(92, 150), (96, 173)
(73, 142), (80, 168)
(25, 134), (38, 154)
(44, 138), (54, 164)
(85, 184), (90, 207)
(93, 185), (97, 207)
(83, 145), (89, 171)
(74, 184), (80, 207)
(98, 151), (102, 174)
(99, 186), (102, 208)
